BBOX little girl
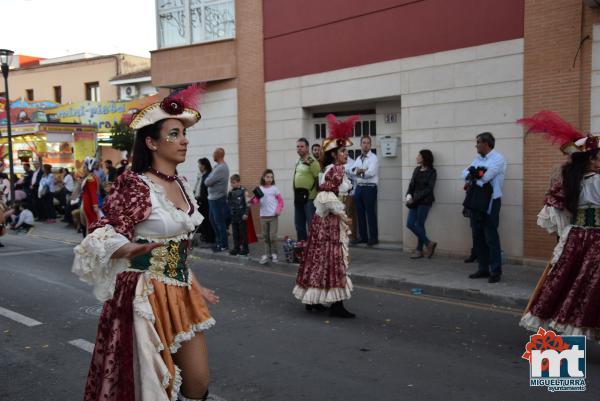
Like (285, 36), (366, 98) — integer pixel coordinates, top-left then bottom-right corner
(251, 169), (284, 264)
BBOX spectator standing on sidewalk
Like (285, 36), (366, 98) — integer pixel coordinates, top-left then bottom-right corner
(22, 163), (33, 208)
(350, 136), (379, 246)
(61, 168), (75, 225)
(344, 154), (358, 240)
(462, 132), (506, 284)
(293, 138), (320, 241)
(0, 173), (9, 203)
(205, 148), (230, 252)
(93, 160), (107, 185)
(311, 143), (322, 161)
(227, 174), (249, 256)
(38, 164), (57, 223)
(406, 149), (437, 259)
(251, 169), (284, 264)
(116, 159), (128, 178)
(105, 159), (117, 182)
(30, 160), (43, 220)
(194, 158), (215, 245)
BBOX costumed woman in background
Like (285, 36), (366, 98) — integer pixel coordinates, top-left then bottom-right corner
(72, 84), (219, 401)
(518, 110), (600, 340)
(80, 157), (101, 237)
(293, 114), (358, 318)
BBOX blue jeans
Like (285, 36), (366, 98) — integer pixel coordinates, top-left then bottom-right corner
(294, 201), (316, 241)
(209, 196), (228, 249)
(406, 205), (432, 251)
(355, 185), (378, 242)
(470, 198), (502, 276)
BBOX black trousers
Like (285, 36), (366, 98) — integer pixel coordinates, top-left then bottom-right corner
(231, 219), (248, 252)
(470, 198), (502, 276)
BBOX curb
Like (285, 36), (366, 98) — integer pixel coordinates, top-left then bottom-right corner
(191, 248), (529, 310)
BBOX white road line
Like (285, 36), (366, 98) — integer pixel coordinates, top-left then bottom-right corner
(0, 306), (43, 327)
(68, 339), (95, 353)
(0, 247), (73, 257)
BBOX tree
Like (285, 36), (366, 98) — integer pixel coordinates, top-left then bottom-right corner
(110, 122), (134, 157)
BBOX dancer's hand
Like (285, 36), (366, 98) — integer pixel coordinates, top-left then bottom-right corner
(113, 242), (164, 260)
(200, 286), (220, 304)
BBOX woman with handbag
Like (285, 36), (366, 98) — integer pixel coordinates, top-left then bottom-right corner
(405, 150), (437, 259)
(194, 158), (215, 245)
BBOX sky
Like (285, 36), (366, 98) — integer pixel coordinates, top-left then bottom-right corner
(4, 0), (157, 59)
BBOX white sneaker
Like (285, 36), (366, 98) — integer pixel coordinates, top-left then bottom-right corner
(271, 254), (278, 263)
(259, 254), (269, 264)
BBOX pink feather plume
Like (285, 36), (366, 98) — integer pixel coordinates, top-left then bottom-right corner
(326, 114), (360, 139)
(517, 110), (584, 147)
(167, 83), (204, 110)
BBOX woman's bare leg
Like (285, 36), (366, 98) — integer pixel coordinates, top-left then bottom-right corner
(173, 332), (210, 399)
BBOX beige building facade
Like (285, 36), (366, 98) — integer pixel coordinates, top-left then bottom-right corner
(6, 54), (150, 104)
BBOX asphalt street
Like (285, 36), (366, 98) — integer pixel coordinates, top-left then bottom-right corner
(1, 231), (599, 401)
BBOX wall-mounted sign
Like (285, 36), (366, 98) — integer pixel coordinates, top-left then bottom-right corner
(384, 113), (398, 124)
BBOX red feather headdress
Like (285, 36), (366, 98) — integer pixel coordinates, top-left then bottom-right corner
(517, 110), (596, 154)
(322, 114), (359, 152)
(129, 83), (204, 130)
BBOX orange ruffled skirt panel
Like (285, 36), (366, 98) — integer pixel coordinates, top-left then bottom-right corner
(147, 275), (214, 397)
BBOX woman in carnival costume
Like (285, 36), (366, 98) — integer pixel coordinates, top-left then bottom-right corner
(293, 114), (358, 318)
(80, 156), (101, 236)
(518, 110), (600, 339)
(72, 84), (219, 401)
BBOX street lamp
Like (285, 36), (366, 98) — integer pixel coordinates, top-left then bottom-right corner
(0, 48), (15, 205)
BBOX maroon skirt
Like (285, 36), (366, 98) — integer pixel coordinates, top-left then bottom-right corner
(521, 226), (600, 339)
(293, 212), (352, 304)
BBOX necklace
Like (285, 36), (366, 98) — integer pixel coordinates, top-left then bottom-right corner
(147, 167), (177, 182)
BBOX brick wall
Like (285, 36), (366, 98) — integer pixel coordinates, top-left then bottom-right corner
(236, 0), (266, 189)
(235, 0), (266, 231)
(523, 0), (600, 260)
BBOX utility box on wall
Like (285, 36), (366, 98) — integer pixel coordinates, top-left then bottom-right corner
(379, 136), (398, 158)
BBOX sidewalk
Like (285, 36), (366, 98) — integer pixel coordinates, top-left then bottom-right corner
(192, 239), (543, 310)
(15, 222), (544, 309)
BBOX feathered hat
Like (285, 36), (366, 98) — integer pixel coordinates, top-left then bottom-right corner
(129, 84), (203, 130)
(517, 110), (598, 155)
(322, 114), (359, 152)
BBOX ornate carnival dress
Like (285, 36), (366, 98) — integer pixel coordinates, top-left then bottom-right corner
(72, 85), (213, 401)
(72, 171), (212, 401)
(518, 111), (600, 340)
(293, 163), (353, 304)
(292, 114), (360, 308)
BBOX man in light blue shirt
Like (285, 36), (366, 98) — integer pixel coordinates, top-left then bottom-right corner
(462, 132), (507, 283)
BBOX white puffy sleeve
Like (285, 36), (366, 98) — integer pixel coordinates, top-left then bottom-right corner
(314, 192), (346, 218)
(72, 225), (130, 301)
(537, 206), (570, 236)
